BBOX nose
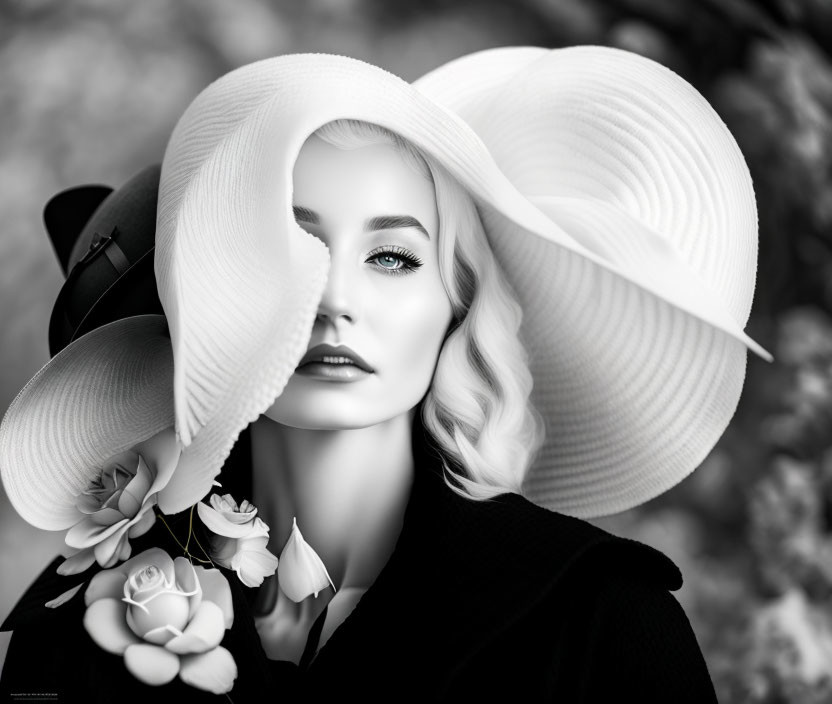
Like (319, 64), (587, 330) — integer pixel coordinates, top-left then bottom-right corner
(316, 254), (356, 326)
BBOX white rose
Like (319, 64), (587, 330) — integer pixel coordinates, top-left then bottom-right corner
(59, 427), (181, 575)
(197, 493), (279, 588)
(83, 547), (237, 694)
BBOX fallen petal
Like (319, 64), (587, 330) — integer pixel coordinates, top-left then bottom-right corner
(165, 601), (226, 654)
(124, 643), (180, 686)
(179, 646), (237, 694)
(84, 598), (141, 655)
(57, 548), (96, 576)
(45, 583), (83, 608)
(278, 517), (335, 602)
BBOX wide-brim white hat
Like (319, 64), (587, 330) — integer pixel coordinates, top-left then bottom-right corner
(1, 45), (772, 528)
(154, 45), (770, 519)
(0, 316), (177, 529)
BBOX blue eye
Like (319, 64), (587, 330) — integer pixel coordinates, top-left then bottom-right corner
(366, 246), (424, 276)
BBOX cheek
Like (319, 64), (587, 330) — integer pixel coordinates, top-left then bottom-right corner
(381, 284), (453, 382)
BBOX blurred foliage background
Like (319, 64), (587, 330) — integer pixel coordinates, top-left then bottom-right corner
(1, 0), (831, 700)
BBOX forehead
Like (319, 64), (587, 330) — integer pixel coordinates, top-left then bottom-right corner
(291, 136), (438, 232)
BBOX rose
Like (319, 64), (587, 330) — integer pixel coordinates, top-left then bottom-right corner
(197, 494), (279, 588)
(83, 547), (237, 694)
(59, 427), (181, 575)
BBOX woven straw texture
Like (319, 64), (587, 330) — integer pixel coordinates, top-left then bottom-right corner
(155, 47), (768, 518)
(0, 315), (174, 529)
(0, 46), (770, 527)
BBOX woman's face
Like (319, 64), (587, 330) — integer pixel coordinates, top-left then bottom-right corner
(264, 135), (454, 429)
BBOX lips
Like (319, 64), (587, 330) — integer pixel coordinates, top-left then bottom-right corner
(297, 343), (374, 373)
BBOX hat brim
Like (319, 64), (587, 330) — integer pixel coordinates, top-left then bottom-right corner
(413, 46), (766, 515)
(0, 315), (174, 530)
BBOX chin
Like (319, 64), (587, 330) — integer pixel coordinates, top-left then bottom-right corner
(262, 390), (424, 430)
(262, 408), (380, 430)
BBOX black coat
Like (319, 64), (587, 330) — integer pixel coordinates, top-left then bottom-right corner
(1, 422), (718, 702)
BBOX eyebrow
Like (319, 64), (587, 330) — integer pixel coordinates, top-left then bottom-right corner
(293, 206), (430, 240)
(292, 206), (319, 225)
(366, 215), (430, 240)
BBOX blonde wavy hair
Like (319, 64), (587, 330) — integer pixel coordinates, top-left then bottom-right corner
(312, 119), (546, 502)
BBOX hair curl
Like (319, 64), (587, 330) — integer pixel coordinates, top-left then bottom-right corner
(312, 119), (545, 501)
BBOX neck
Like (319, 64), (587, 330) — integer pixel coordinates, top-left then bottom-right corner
(250, 409), (417, 592)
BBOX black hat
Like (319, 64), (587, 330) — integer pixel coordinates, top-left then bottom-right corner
(45, 164), (163, 356)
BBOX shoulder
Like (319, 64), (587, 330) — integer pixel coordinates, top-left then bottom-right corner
(431, 489), (718, 701)
(441, 486), (683, 593)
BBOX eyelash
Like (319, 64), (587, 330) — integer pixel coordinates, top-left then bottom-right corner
(366, 245), (424, 276)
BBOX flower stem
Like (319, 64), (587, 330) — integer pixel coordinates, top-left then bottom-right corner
(155, 509), (212, 564)
(191, 526), (216, 568)
(184, 504), (195, 553)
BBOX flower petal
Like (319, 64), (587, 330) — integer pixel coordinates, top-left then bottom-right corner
(197, 502), (257, 539)
(90, 507), (127, 527)
(94, 528), (130, 568)
(193, 567), (233, 629)
(136, 427), (181, 500)
(123, 643), (180, 686)
(57, 548), (96, 576)
(278, 517), (335, 602)
(115, 536), (132, 563)
(231, 538), (279, 588)
(179, 646), (237, 694)
(211, 494), (238, 512)
(118, 455), (154, 518)
(45, 583), (83, 608)
(173, 557), (202, 620)
(127, 508), (156, 539)
(76, 492), (103, 515)
(65, 516), (129, 549)
(165, 601), (226, 654)
(210, 536), (237, 568)
(100, 489), (125, 512)
(83, 598), (141, 655)
(140, 624), (182, 646)
(118, 547), (177, 584)
(219, 497), (258, 525)
(85, 569), (128, 605)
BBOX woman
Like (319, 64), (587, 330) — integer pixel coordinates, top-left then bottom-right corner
(0, 46), (770, 701)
